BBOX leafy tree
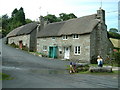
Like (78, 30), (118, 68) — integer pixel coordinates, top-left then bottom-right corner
(109, 28), (118, 33)
(44, 13), (77, 23)
(108, 31), (120, 39)
(59, 13), (77, 21)
(2, 7), (33, 37)
(12, 8), (18, 17)
(68, 13), (77, 19)
(44, 14), (61, 23)
(25, 19), (32, 24)
(2, 14), (10, 31)
(17, 7), (26, 25)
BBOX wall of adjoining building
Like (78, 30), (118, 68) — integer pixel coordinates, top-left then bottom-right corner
(37, 34), (91, 62)
(8, 34), (30, 49)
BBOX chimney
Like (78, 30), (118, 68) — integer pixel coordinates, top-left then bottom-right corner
(39, 16), (44, 30)
(97, 8), (105, 24)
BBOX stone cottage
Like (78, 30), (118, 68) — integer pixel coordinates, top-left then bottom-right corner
(37, 8), (113, 63)
(7, 22), (39, 51)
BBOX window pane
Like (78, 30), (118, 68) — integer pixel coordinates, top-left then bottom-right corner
(76, 35), (78, 38)
(78, 46), (80, 54)
(43, 46), (47, 51)
(75, 46), (77, 53)
(62, 36), (65, 39)
(73, 35), (75, 38)
(66, 35), (67, 39)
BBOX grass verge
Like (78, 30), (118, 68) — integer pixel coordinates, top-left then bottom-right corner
(66, 65), (119, 75)
(0, 73), (14, 80)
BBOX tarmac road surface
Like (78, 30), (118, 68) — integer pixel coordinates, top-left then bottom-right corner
(1, 39), (119, 88)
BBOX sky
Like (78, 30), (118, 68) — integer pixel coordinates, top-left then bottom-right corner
(0, 0), (119, 30)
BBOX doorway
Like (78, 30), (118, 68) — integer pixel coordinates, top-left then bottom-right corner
(64, 47), (70, 59)
(19, 40), (23, 49)
(49, 46), (58, 58)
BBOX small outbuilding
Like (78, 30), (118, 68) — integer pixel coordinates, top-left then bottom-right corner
(7, 22), (38, 51)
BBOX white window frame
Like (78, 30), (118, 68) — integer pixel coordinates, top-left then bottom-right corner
(74, 46), (81, 55)
(43, 46), (47, 51)
(62, 35), (68, 40)
(52, 37), (55, 40)
(73, 34), (79, 39)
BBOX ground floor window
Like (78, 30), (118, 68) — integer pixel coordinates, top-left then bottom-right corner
(43, 46), (47, 51)
(74, 46), (80, 55)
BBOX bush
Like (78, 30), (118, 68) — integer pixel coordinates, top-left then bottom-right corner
(108, 32), (120, 39)
(90, 55), (97, 64)
(10, 42), (19, 48)
(104, 51), (120, 67)
(113, 52), (120, 67)
(22, 46), (28, 51)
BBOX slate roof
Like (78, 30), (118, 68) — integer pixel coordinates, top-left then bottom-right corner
(7, 22), (38, 37)
(37, 14), (100, 38)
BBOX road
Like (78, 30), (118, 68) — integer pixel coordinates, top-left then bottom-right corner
(1, 39), (119, 88)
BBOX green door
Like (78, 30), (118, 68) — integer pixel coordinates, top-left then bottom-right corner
(49, 46), (58, 58)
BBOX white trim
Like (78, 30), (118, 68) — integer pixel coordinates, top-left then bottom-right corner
(52, 37), (55, 40)
(62, 35), (68, 40)
(73, 34), (79, 39)
(64, 47), (70, 59)
(74, 46), (81, 55)
(43, 46), (47, 51)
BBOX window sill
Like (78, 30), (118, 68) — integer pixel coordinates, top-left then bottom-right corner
(74, 54), (80, 55)
(73, 38), (79, 39)
(62, 39), (68, 40)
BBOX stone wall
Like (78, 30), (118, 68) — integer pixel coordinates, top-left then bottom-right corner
(29, 28), (37, 51)
(90, 23), (113, 63)
(37, 34), (91, 62)
(8, 34), (30, 49)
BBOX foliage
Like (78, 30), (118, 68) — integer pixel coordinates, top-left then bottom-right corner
(109, 28), (118, 33)
(104, 49), (120, 67)
(25, 18), (32, 24)
(0, 73), (14, 80)
(59, 13), (77, 21)
(108, 31), (120, 39)
(44, 13), (77, 23)
(10, 42), (19, 48)
(44, 14), (61, 23)
(2, 7), (33, 37)
(112, 51), (120, 67)
(22, 46), (28, 51)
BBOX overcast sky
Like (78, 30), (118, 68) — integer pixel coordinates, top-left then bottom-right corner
(0, 0), (119, 30)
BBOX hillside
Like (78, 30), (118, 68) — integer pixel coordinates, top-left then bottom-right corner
(110, 38), (120, 48)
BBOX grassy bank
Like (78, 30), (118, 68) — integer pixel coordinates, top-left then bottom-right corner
(0, 73), (14, 80)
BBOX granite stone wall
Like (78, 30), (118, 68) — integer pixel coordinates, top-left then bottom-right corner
(37, 34), (91, 62)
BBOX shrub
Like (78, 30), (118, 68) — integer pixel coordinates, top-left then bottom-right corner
(10, 42), (19, 48)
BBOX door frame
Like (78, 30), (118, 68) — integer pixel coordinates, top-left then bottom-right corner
(64, 47), (70, 59)
(49, 46), (58, 58)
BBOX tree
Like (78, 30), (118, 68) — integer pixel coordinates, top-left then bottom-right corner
(2, 7), (32, 37)
(44, 14), (61, 23)
(2, 14), (10, 31)
(109, 28), (118, 33)
(18, 7), (26, 25)
(25, 19), (32, 24)
(12, 8), (18, 17)
(59, 13), (77, 21)
(108, 32), (120, 39)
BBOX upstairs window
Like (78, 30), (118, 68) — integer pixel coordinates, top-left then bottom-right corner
(43, 46), (47, 51)
(52, 37), (55, 40)
(74, 46), (81, 55)
(62, 35), (68, 40)
(73, 34), (79, 39)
